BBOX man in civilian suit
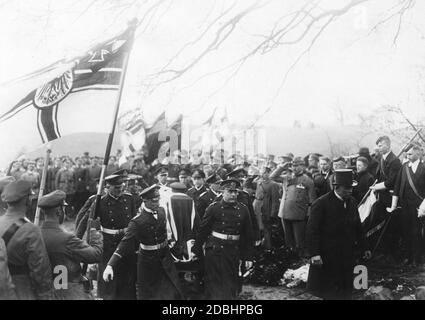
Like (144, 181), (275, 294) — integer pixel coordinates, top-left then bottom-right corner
(387, 145), (425, 265)
(369, 136), (402, 259)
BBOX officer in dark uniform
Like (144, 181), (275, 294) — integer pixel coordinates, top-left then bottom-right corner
(187, 170), (208, 217)
(39, 190), (103, 300)
(192, 179), (254, 300)
(103, 185), (183, 300)
(0, 180), (52, 300)
(226, 168), (260, 242)
(197, 173), (222, 219)
(94, 174), (138, 300)
(178, 169), (193, 189)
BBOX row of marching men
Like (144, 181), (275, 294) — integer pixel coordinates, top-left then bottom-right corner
(0, 163), (259, 300)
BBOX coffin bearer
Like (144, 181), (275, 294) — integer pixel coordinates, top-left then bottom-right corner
(39, 190), (103, 300)
(197, 173), (223, 219)
(94, 174), (138, 300)
(192, 179), (254, 300)
(306, 169), (371, 300)
(103, 185), (183, 300)
(0, 180), (52, 300)
(187, 170), (208, 217)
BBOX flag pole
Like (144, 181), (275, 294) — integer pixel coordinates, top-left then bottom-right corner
(86, 20), (138, 242)
(34, 147), (52, 225)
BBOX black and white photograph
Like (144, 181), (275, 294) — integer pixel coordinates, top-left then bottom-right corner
(1, 0), (425, 305)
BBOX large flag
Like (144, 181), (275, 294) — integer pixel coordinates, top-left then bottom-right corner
(0, 25), (134, 170)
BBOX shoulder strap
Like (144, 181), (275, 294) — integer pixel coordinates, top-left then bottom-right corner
(1, 218), (28, 247)
(405, 166), (424, 201)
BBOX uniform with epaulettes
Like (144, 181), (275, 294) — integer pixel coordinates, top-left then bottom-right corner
(197, 189), (219, 219)
(107, 186), (183, 300)
(193, 198), (254, 300)
(214, 190), (259, 241)
(96, 191), (137, 300)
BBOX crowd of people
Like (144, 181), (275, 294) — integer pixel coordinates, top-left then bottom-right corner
(1, 134), (425, 300)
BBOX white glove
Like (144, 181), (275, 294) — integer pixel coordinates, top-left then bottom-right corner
(103, 265), (114, 282)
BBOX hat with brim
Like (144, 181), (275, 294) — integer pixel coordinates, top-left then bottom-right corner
(38, 190), (68, 209)
(220, 179), (242, 191)
(105, 174), (124, 186)
(206, 174), (222, 184)
(332, 169), (358, 187)
(154, 166), (168, 176)
(112, 169), (129, 176)
(226, 168), (246, 179)
(140, 184), (160, 200)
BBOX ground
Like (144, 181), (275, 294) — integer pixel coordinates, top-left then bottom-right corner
(64, 220), (425, 300)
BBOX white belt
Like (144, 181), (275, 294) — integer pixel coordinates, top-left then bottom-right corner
(212, 231), (240, 241)
(100, 227), (125, 235)
(140, 240), (168, 251)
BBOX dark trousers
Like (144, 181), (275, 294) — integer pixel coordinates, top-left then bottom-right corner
(401, 202), (423, 262)
(282, 219), (306, 255)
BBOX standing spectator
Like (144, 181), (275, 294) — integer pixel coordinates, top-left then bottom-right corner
(73, 158), (90, 214)
(106, 156), (119, 176)
(55, 159), (76, 219)
(369, 135), (402, 259)
(46, 158), (62, 194)
(358, 147), (378, 178)
(313, 156), (333, 198)
(254, 166), (281, 250)
(353, 157), (375, 203)
(389, 145), (425, 265)
(88, 157), (101, 195)
(280, 157), (316, 257)
(306, 153), (320, 178)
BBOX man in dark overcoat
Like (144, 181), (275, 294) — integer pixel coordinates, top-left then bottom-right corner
(306, 169), (371, 300)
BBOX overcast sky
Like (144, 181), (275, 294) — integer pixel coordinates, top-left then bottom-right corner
(1, 0), (424, 129)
